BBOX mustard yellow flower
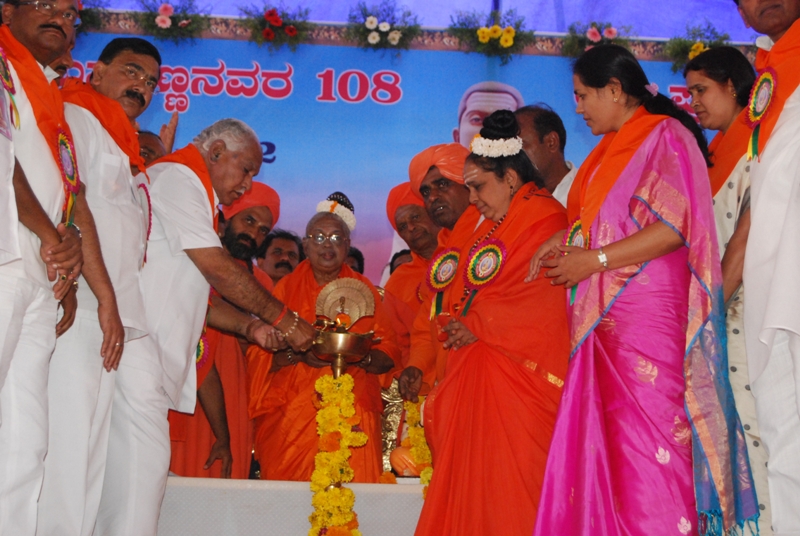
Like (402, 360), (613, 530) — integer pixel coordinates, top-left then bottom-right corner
(499, 33), (514, 48)
(688, 41), (708, 60)
(503, 25), (515, 37)
(488, 24), (502, 38)
(477, 26), (490, 43)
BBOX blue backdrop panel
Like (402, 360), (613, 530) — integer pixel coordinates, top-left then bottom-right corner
(72, 33), (692, 281)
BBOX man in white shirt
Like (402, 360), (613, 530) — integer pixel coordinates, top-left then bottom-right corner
(38, 37), (163, 536)
(515, 104), (577, 207)
(0, 1), (85, 533)
(96, 118), (315, 535)
(738, 1), (800, 534)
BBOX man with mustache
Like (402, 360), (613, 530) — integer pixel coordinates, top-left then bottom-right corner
(37, 37), (162, 536)
(0, 0), (89, 533)
(736, 0), (800, 534)
(95, 118), (313, 534)
(257, 230), (304, 285)
(397, 143), (482, 402)
(169, 182), (280, 480)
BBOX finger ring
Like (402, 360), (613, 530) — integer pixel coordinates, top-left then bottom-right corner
(115, 343), (122, 346)
(60, 274), (67, 281)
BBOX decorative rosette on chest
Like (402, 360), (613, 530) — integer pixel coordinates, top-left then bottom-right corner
(564, 218), (589, 249)
(463, 238), (507, 290)
(196, 334), (209, 370)
(0, 48), (14, 95)
(426, 248), (460, 293)
(746, 67), (777, 160)
(57, 129), (80, 224)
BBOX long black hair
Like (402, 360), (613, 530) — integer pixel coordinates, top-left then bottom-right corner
(574, 44), (711, 165)
(683, 46), (756, 109)
(466, 110), (545, 188)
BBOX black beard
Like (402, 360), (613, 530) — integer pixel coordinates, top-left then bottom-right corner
(222, 227), (257, 261)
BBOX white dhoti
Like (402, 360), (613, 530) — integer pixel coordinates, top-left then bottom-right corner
(95, 335), (170, 536)
(751, 331), (800, 536)
(0, 273), (57, 535)
(37, 315), (116, 536)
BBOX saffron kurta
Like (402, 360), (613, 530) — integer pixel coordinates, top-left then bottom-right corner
(382, 252), (428, 377)
(414, 184), (570, 536)
(249, 261), (400, 482)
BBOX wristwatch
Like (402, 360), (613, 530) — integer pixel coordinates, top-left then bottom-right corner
(597, 248), (608, 270)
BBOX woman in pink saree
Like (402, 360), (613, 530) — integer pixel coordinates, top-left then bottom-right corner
(529, 45), (758, 536)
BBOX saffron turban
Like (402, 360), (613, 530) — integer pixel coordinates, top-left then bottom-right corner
(386, 183), (425, 233)
(408, 143), (470, 197)
(221, 182), (281, 226)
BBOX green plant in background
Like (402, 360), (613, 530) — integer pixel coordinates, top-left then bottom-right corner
(448, 9), (534, 66)
(136, 0), (210, 43)
(239, 3), (312, 52)
(562, 21), (628, 57)
(77, 0), (108, 35)
(345, 0), (421, 54)
(664, 22), (730, 73)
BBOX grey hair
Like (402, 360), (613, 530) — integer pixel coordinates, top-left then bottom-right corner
(305, 212), (351, 239)
(192, 118), (258, 153)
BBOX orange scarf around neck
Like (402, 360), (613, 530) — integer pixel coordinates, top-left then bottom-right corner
(566, 106), (665, 238)
(749, 18), (800, 158)
(707, 109), (750, 197)
(60, 78), (148, 175)
(0, 25), (80, 224)
(153, 144), (218, 231)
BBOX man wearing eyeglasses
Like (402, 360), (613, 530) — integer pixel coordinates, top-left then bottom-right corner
(36, 37), (162, 536)
(0, 1), (87, 534)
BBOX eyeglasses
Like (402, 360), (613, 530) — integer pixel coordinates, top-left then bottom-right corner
(15, 1), (82, 28)
(121, 64), (159, 93)
(306, 233), (346, 245)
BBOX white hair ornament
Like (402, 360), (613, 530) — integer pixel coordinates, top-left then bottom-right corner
(470, 135), (524, 158)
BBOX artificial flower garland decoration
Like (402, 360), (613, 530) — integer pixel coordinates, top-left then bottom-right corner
(562, 21), (627, 57)
(345, 0), (421, 53)
(470, 135), (523, 158)
(309, 374), (367, 536)
(137, 0), (210, 43)
(448, 9), (535, 66)
(239, 3), (312, 52)
(663, 22), (730, 73)
(402, 399), (433, 497)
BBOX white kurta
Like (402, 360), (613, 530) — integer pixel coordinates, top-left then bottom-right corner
(38, 103), (150, 536)
(0, 61), (62, 536)
(0, 79), (18, 268)
(742, 34), (800, 536)
(141, 159), (220, 412)
(551, 161), (577, 208)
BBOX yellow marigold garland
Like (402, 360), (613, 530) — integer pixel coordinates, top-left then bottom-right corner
(309, 374), (367, 536)
(402, 398), (433, 498)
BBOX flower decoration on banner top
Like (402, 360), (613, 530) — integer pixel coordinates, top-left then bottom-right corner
(136, 0), (210, 43)
(309, 374), (367, 536)
(663, 21), (730, 73)
(470, 135), (523, 158)
(345, 0), (421, 55)
(562, 21), (629, 57)
(75, 0), (108, 36)
(448, 9), (534, 66)
(239, 3), (312, 52)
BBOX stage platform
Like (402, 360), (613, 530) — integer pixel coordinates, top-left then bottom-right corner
(157, 476), (424, 535)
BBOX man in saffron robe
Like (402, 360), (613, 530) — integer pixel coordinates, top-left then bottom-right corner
(737, 1), (800, 533)
(249, 200), (399, 482)
(97, 119), (314, 535)
(398, 143), (482, 400)
(169, 182), (281, 479)
(39, 38), (161, 536)
(382, 183), (440, 373)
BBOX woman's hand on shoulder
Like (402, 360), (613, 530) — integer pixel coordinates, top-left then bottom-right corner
(542, 246), (600, 288)
(525, 230), (566, 283)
